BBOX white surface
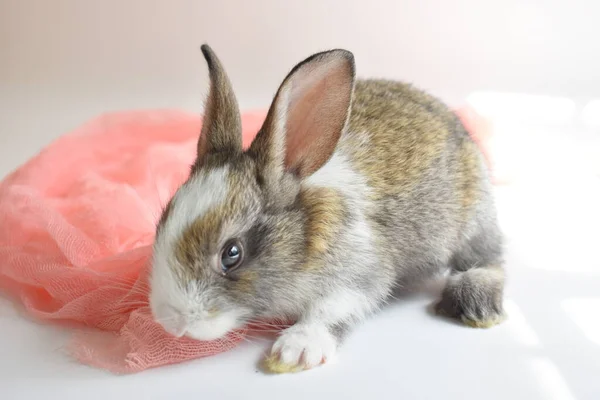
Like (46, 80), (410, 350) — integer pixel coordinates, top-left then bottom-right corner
(2, 1), (600, 399)
(1, 164), (599, 399)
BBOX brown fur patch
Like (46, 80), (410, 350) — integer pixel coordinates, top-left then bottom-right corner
(300, 187), (346, 269)
(174, 207), (224, 278)
(234, 269), (259, 294)
(456, 140), (482, 215)
(345, 80), (453, 199)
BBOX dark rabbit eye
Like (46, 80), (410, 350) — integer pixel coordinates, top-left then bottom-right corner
(221, 240), (243, 273)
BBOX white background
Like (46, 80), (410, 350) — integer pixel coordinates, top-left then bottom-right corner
(2, 0), (599, 177)
(1, 1), (600, 399)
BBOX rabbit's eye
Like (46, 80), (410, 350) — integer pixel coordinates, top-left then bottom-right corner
(221, 240), (243, 274)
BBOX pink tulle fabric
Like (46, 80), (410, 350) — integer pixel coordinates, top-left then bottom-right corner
(0, 107), (492, 374)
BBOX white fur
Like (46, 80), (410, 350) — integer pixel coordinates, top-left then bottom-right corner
(158, 166), (229, 248)
(150, 166), (242, 340)
(305, 150), (369, 196)
(150, 274), (248, 341)
(272, 147), (379, 367)
(185, 307), (245, 341)
(271, 289), (376, 369)
(150, 269), (247, 340)
(304, 287), (377, 325)
(271, 324), (337, 368)
(305, 149), (377, 302)
(305, 149), (375, 257)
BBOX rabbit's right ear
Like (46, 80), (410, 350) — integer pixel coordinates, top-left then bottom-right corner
(196, 45), (243, 165)
(249, 49), (355, 185)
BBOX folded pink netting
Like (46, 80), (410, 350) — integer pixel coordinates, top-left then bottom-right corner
(0, 107), (494, 374)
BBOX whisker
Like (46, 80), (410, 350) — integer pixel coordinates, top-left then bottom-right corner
(96, 281), (150, 294)
(99, 280), (150, 291)
(236, 336), (261, 347)
(245, 321), (288, 330)
(245, 317), (288, 326)
(94, 286), (150, 298)
(102, 276), (150, 288)
(154, 315), (182, 324)
(242, 333), (277, 342)
(111, 301), (150, 309)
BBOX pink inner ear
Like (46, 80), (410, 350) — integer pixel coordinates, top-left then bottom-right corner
(285, 78), (328, 162)
(283, 59), (353, 177)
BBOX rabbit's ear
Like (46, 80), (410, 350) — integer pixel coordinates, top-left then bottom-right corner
(196, 45), (243, 163)
(249, 49), (355, 181)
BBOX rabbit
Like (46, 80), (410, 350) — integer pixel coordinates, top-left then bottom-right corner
(149, 44), (505, 374)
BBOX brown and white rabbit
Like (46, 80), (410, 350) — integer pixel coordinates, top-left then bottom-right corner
(150, 45), (505, 373)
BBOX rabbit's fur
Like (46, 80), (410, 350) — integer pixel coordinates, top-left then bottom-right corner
(150, 45), (505, 374)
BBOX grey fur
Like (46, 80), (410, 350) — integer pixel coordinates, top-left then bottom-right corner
(152, 46), (505, 370)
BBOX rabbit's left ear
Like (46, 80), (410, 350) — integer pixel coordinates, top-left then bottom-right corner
(249, 49), (355, 181)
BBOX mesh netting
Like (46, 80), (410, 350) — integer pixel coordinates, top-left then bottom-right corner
(0, 110), (266, 373)
(0, 106), (491, 374)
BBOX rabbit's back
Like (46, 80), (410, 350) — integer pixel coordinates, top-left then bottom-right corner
(340, 79), (492, 281)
